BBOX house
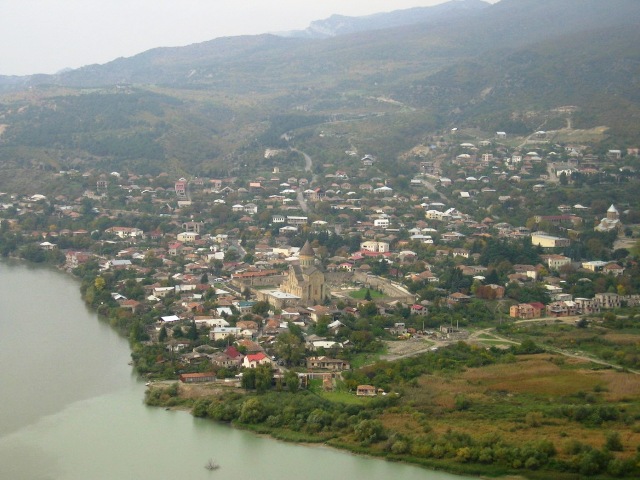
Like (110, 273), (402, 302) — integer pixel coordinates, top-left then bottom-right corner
(177, 231), (200, 243)
(603, 263), (624, 276)
(410, 304), (429, 316)
(547, 301), (577, 317)
(182, 221), (204, 233)
(543, 254), (572, 270)
(513, 264), (537, 280)
(448, 292), (471, 304)
(306, 357), (350, 371)
(356, 385), (377, 396)
(595, 293), (621, 309)
(575, 298), (600, 314)
(531, 232), (570, 248)
(175, 179), (188, 198)
(582, 260), (608, 273)
(510, 303), (545, 319)
(194, 317), (229, 328)
(39, 241), (57, 250)
(242, 352), (271, 369)
(211, 351), (242, 368)
(210, 327), (241, 341)
(360, 241), (390, 253)
(105, 227), (144, 239)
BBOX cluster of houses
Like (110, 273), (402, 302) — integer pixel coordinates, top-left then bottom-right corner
(1, 136), (638, 393)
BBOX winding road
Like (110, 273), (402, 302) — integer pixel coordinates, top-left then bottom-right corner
(290, 148), (314, 213)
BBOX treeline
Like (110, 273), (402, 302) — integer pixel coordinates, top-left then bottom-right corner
(158, 341), (639, 478)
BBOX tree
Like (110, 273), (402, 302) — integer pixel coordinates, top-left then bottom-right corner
(172, 324), (184, 338)
(255, 364), (273, 394)
(251, 301), (270, 317)
(559, 172), (568, 185)
(94, 276), (106, 291)
(158, 325), (168, 342)
(285, 371), (299, 393)
(241, 369), (256, 390)
(274, 332), (305, 367)
(200, 273), (209, 284)
(186, 320), (198, 341)
(364, 288), (372, 301)
(354, 419), (386, 445)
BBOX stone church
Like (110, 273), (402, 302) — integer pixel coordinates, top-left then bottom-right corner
(281, 240), (327, 305)
(595, 204), (623, 233)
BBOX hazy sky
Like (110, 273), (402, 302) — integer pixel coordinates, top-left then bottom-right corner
(0, 0), (496, 76)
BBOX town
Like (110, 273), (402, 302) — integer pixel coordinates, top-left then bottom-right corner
(2, 125), (640, 478)
(1, 129), (639, 380)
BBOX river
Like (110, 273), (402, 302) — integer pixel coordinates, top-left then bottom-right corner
(0, 260), (475, 480)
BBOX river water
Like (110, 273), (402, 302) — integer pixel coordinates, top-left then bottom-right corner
(0, 261), (474, 480)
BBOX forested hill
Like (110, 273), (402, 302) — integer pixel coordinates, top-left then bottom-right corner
(399, 23), (640, 144)
(0, 0), (639, 180)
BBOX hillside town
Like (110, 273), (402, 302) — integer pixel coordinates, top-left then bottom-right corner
(1, 134), (639, 383)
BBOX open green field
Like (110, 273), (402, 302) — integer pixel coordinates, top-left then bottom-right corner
(348, 288), (385, 300)
(499, 320), (640, 371)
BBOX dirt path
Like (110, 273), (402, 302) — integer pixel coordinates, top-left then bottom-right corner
(377, 318), (639, 375)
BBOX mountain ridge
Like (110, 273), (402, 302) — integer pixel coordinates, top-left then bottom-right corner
(1, 0), (639, 179)
(277, 0), (489, 39)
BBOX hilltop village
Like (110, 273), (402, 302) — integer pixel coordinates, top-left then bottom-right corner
(1, 132), (639, 381)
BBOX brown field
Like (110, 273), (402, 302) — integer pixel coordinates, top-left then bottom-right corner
(175, 381), (241, 400)
(395, 354), (640, 456)
(602, 332), (640, 345)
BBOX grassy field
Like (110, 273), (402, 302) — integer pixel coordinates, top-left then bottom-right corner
(318, 390), (370, 405)
(501, 321), (640, 371)
(348, 288), (384, 300)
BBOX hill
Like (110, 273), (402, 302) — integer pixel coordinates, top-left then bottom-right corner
(0, 0), (639, 183)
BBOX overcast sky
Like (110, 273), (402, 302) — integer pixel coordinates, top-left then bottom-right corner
(0, 0), (497, 76)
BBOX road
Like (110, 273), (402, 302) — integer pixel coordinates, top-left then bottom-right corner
(290, 148), (314, 213)
(378, 317), (639, 375)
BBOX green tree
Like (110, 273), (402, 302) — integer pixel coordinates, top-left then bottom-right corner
(241, 369), (256, 390)
(251, 301), (270, 317)
(285, 371), (299, 393)
(158, 325), (168, 342)
(354, 419), (386, 445)
(255, 364), (273, 394)
(186, 320), (198, 341)
(274, 332), (305, 367)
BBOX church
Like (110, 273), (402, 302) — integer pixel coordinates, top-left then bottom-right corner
(595, 204), (623, 233)
(280, 240), (327, 305)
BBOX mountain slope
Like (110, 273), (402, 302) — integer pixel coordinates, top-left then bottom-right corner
(279, 0), (489, 39)
(399, 23), (640, 143)
(3, 0), (639, 92)
(1, 0), (640, 181)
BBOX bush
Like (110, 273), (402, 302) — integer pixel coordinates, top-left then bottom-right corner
(605, 431), (623, 452)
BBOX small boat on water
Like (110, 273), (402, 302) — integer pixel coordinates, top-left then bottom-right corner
(205, 459), (220, 471)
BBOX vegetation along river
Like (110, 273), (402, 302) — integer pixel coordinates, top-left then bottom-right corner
(0, 260), (476, 480)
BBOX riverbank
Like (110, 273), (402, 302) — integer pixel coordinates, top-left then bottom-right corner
(143, 357), (640, 480)
(2, 261), (479, 480)
(2, 241), (639, 479)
